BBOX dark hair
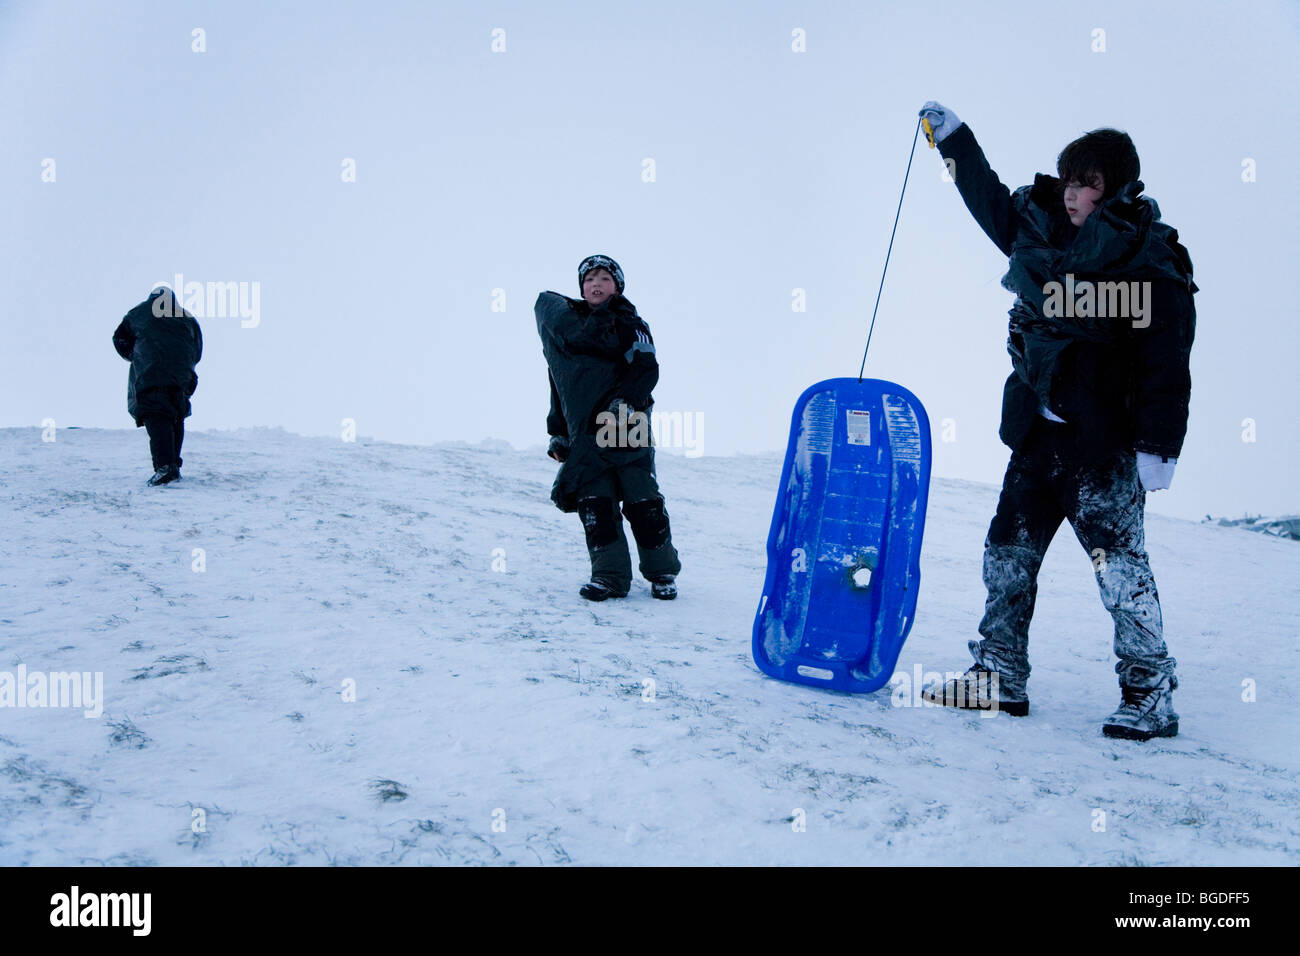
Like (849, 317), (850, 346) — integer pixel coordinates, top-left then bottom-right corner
(1056, 128), (1140, 199)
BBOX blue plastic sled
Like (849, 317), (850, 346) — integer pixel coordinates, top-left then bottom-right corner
(752, 378), (932, 693)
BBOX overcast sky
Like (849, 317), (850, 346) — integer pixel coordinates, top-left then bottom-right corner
(3, 0), (1296, 522)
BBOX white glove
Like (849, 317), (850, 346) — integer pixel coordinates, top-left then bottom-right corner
(919, 101), (961, 143)
(1136, 451), (1176, 492)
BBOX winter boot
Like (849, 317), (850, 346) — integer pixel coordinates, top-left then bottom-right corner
(1102, 676), (1179, 741)
(649, 574), (677, 600)
(920, 663), (1030, 717)
(147, 464), (180, 486)
(579, 577), (628, 602)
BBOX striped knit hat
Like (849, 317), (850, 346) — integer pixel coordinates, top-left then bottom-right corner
(578, 254), (625, 294)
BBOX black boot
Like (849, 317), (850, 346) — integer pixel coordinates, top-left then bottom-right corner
(1102, 676), (1179, 741)
(920, 663), (1030, 717)
(147, 464), (180, 486)
(579, 577), (628, 602)
(649, 574), (677, 600)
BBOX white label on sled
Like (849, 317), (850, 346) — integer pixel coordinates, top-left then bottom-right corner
(846, 409), (871, 445)
(796, 665), (834, 681)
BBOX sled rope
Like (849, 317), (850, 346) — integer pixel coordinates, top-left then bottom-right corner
(858, 115), (924, 382)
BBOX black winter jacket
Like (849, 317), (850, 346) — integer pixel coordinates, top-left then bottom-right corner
(536, 291), (659, 511)
(112, 290), (203, 424)
(939, 123), (1197, 458)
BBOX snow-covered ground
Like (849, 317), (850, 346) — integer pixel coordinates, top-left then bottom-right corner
(2, 425), (1297, 866)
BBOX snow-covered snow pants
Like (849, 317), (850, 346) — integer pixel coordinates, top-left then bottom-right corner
(576, 457), (681, 593)
(969, 417), (1175, 699)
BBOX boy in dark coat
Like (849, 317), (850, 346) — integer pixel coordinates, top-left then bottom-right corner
(112, 287), (203, 486)
(536, 255), (682, 601)
(916, 102), (1196, 740)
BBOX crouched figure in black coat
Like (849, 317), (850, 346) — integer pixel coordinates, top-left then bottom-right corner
(112, 287), (203, 486)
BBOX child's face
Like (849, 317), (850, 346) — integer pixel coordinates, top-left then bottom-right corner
(582, 268), (618, 306)
(1063, 174), (1105, 227)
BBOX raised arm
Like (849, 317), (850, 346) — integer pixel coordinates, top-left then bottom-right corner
(924, 103), (1018, 256)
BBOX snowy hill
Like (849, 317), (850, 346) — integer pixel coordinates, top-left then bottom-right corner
(2, 426), (1297, 866)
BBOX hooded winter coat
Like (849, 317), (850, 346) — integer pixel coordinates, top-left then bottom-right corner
(536, 291), (659, 512)
(112, 290), (203, 425)
(938, 123), (1197, 457)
